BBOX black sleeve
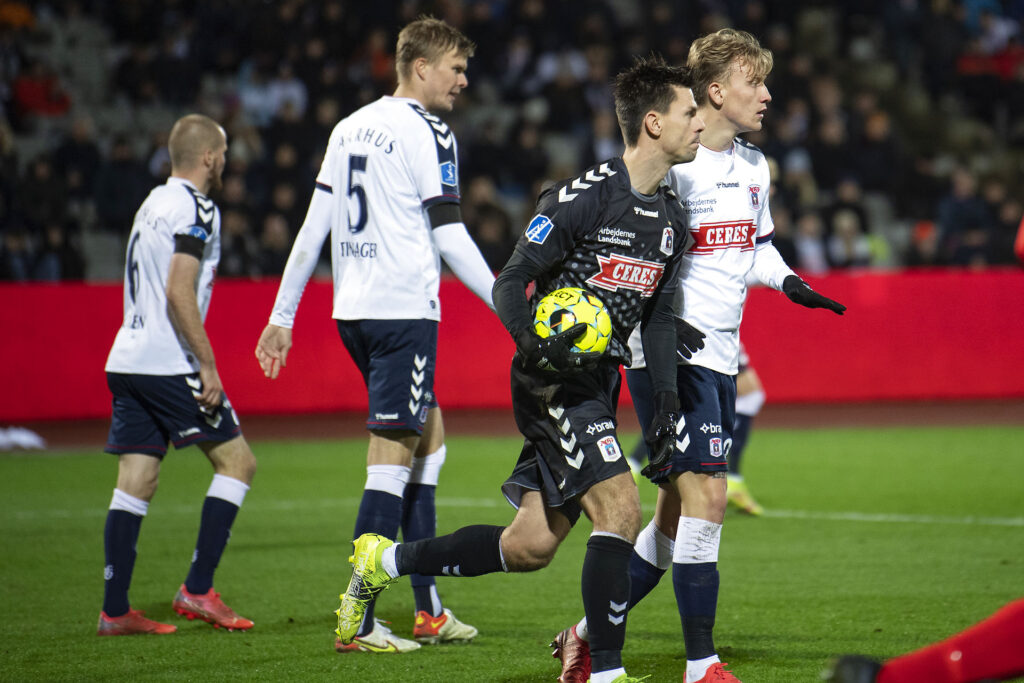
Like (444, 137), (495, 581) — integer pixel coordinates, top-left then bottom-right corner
(640, 227), (685, 395)
(492, 252), (543, 340)
(427, 201), (462, 228)
(173, 234), (205, 259)
(640, 286), (678, 396)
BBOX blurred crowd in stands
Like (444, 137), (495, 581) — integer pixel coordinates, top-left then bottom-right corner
(1, 0), (1022, 281)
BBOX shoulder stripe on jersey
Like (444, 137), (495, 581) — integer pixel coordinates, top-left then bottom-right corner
(408, 103), (460, 198)
(409, 103), (456, 161)
(558, 162), (617, 203)
(316, 181), (333, 193)
(183, 185), (215, 237)
(735, 137), (763, 155)
(756, 230), (774, 244)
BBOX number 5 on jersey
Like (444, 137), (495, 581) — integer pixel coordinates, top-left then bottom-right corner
(348, 154), (368, 233)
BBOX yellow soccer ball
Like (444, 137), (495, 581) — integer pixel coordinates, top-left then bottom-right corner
(533, 287), (613, 354)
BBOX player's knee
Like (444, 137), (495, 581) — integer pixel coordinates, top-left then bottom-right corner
(236, 449), (257, 483)
(210, 439), (257, 484)
(500, 528), (559, 572)
(590, 493), (643, 542)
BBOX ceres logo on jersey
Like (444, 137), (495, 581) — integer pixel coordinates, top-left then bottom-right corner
(690, 220), (756, 255)
(585, 253), (666, 296)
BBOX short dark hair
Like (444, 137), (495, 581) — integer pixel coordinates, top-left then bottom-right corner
(396, 16), (476, 81)
(613, 55), (693, 147)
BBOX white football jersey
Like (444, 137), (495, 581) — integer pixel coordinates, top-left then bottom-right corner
(270, 96), (461, 325)
(105, 177), (221, 375)
(629, 139), (795, 375)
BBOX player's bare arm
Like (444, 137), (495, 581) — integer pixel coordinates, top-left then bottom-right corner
(255, 324), (292, 379)
(166, 251), (222, 408)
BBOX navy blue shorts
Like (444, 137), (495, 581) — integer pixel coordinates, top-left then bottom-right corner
(627, 363), (735, 482)
(502, 361), (629, 525)
(336, 319), (438, 433)
(105, 373), (242, 458)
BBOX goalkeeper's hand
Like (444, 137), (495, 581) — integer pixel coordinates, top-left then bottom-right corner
(782, 275), (846, 315)
(515, 323), (601, 374)
(640, 391), (679, 478)
(675, 318), (706, 360)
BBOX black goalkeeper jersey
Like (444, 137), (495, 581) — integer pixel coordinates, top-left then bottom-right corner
(500, 156), (689, 366)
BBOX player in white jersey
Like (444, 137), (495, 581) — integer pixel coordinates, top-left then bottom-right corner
(255, 18), (492, 654)
(553, 30), (846, 683)
(99, 114), (256, 636)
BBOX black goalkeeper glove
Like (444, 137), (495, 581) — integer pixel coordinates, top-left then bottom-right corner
(640, 391), (679, 478)
(515, 323), (601, 374)
(782, 275), (846, 315)
(675, 318), (706, 360)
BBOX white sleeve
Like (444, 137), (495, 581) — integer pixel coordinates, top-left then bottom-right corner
(432, 222), (496, 311)
(750, 241), (796, 291)
(268, 188), (333, 328)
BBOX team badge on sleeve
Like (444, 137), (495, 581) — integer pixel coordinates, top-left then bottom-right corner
(598, 435), (622, 462)
(526, 214), (554, 244)
(186, 225), (210, 241)
(440, 161), (458, 190)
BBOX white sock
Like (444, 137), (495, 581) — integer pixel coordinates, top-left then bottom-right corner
(634, 518), (675, 570)
(590, 667), (626, 682)
(109, 488), (148, 516)
(364, 464), (411, 497)
(380, 544), (399, 578)
(673, 517), (722, 564)
(575, 616), (589, 642)
(686, 654), (721, 682)
(207, 473), (249, 506)
(409, 445), (445, 485)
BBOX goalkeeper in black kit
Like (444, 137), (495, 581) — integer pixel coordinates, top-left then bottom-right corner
(335, 56), (706, 683)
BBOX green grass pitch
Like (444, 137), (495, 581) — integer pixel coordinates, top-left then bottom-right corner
(1, 424), (1022, 681)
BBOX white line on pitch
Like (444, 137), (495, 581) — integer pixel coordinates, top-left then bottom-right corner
(762, 509), (1024, 527)
(6, 498), (1024, 527)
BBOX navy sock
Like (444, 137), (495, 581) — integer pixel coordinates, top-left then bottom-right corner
(583, 534), (633, 674)
(673, 562), (719, 660)
(401, 483), (440, 615)
(103, 510), (142, 617)
(729, 414), (753, 475)
(396, 525), (504, 577)
(185, 497), (239, 595)
(353, 488), (403, 634)
(627, 551), (666, 610)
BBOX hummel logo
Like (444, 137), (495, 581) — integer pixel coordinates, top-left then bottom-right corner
(633, 206), (659, 217)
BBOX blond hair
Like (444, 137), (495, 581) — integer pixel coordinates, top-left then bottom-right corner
(168, 114), (225, 171)
(395, 16), (475, 82)
(688, 28), (773, 106)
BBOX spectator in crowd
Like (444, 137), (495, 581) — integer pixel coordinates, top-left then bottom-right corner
(937, 167), (995, 265)
(257, 212), (292, 275)
(52, 115), (100, 204)
(0, 225), (32, 280)
(32, 219), (84, 281)
(15, 154), (67, 232)
(11, 57), (69, 128)
(904, 220), (945, 268)
(94, 136), (151, 236)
